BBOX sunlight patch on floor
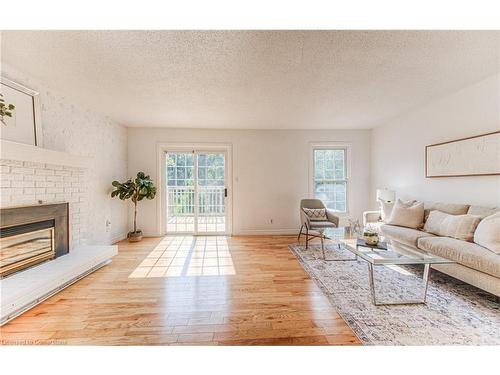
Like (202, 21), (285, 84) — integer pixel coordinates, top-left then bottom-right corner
(128, 236), (236, 278)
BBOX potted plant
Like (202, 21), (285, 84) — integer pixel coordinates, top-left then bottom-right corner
(111, 172), (156, 242)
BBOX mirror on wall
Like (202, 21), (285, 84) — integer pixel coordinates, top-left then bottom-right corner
(0, 77), (42, 146)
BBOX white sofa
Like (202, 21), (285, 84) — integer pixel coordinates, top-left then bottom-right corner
(368, 202), (500, 297)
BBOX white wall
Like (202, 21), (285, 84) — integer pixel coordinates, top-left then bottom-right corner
(128, 128), (371, 236)
(1, 63), (129, 244)
(371, 74), (500, 208)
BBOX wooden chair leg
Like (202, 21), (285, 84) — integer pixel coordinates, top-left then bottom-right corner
(297, 224), (303, 242)
(305, 226), (309, 249)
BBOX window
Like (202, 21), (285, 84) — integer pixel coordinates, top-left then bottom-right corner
(312, 148), (348, 212)
(167, 153), (194, 187)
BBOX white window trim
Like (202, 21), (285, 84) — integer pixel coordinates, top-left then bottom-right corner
(308, 142), (352, 216)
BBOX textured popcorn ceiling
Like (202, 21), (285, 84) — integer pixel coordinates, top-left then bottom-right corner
(1, 30), (498, 129)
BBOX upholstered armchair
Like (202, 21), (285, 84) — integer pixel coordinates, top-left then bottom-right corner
(298, 199), (340, 249)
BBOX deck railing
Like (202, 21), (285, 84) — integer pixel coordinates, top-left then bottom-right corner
(167, 186), (225, 216)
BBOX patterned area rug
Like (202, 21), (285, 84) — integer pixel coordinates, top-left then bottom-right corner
(289, 243), (500, 345)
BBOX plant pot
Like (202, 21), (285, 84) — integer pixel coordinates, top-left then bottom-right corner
(128, 230), (143, 242)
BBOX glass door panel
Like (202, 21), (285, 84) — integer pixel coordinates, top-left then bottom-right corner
(166, 153), (195, 233)
(196, 152), (226, 233)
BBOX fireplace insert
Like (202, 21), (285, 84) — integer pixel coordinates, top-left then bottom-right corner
(0, 203), (69, 278)
(0, 220), (56, 278)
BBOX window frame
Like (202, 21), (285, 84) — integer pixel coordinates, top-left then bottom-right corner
(309, 142), (351, 215)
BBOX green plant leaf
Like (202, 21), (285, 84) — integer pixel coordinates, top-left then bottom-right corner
(110, 174), (156, 213)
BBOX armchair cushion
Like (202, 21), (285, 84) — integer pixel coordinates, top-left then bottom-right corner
(309, 220), (337, 228)
(302, 208), (327, 221)
(299, 199), (339, 229)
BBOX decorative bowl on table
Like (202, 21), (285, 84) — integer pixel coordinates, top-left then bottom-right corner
(363, 228), (379, 246)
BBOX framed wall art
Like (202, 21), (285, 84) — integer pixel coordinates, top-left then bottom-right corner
(425, 131), (500, 178)
(0, 77), (43, 146)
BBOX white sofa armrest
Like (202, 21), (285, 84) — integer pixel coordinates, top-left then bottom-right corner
(363, 210), (382, 226)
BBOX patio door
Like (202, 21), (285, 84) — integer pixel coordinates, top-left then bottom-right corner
(166, 151), (228, 235)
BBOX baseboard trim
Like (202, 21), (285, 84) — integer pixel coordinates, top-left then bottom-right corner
(233, 229), (298, 236)
(136, 229), (299, 237)
(111, 232), (129, 244)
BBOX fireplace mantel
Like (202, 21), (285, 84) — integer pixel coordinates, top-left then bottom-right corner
(0, 139), (92, 168)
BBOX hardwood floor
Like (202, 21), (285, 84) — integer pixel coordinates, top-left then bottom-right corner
(0, 235), (361, 345)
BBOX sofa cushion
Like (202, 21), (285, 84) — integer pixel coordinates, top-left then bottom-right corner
(417, 237), (500, 278)
(381, 224), (435, 247)
(423, 211), (482, 242)
(467, 205), (500, 219)
(423, 202), (470, 221)
(474, 212), (500, 254)
(385, 199), (424, 229)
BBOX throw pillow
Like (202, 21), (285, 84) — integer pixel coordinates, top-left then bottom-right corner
(302, 208), (327, 221)
(379, 200), (395, 222)
(423, 202), (470, 221)
(385, 199), (424, 229)
(424, 210), (482, 242)
(473, 212), (500, 253)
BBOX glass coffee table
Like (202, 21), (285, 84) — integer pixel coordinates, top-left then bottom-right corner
(321, 227), (455, 305)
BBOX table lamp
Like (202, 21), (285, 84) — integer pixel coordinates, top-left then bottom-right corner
(376, 188), (395, 203)
(376, 188), (396, 221)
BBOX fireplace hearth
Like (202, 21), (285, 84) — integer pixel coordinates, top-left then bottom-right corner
(0, 203), (69, 278)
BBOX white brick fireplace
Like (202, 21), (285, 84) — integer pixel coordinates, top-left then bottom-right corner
(0, 140), (90, 249)
(0, 139), (117, 325)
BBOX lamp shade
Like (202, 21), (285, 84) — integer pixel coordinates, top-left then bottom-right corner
(376, 189), (395, 203)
